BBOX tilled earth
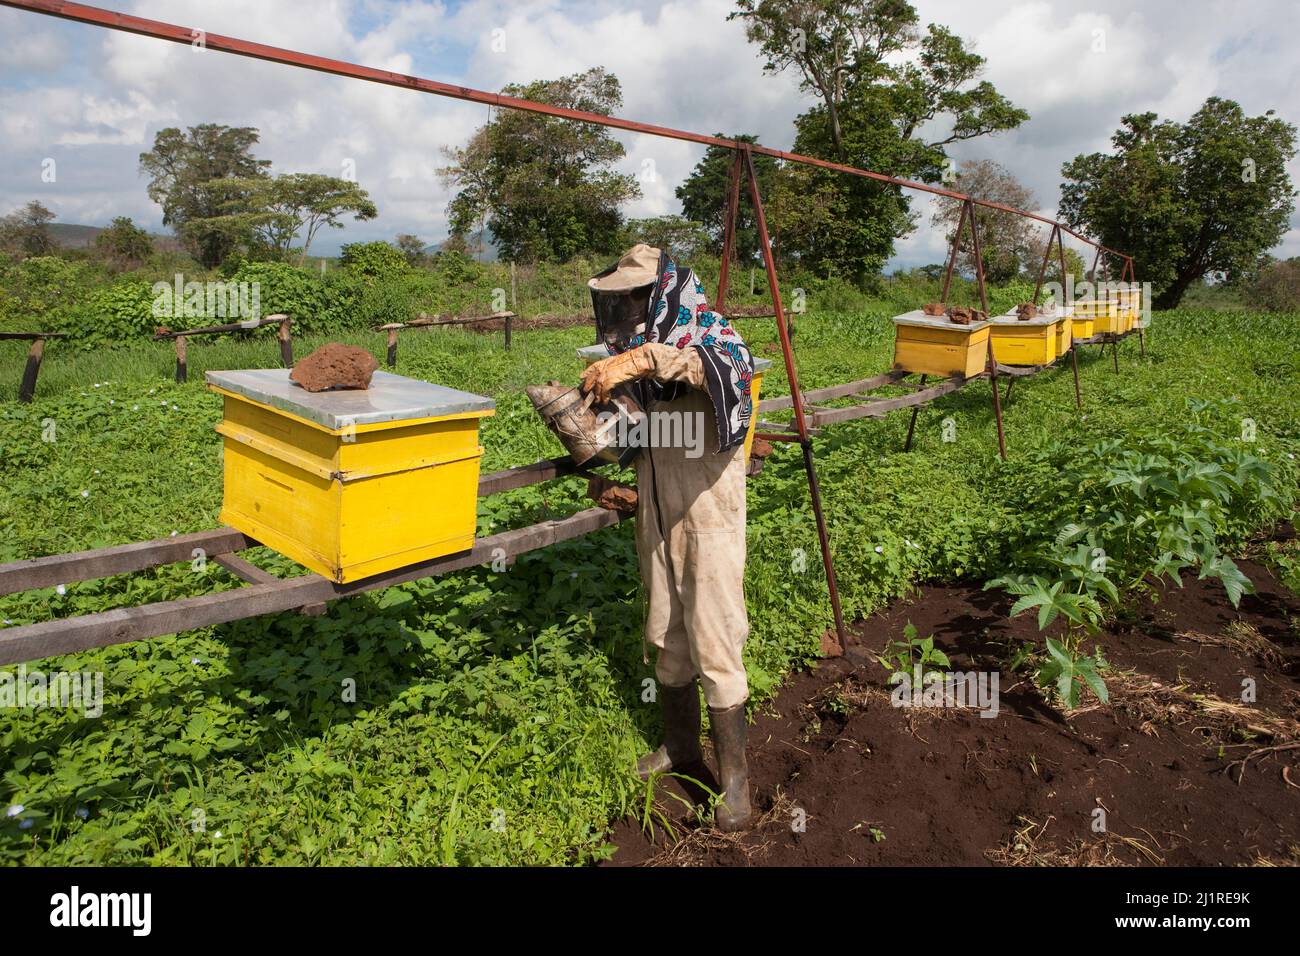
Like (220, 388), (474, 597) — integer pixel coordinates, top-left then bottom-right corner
(605, 547), (1300, 867)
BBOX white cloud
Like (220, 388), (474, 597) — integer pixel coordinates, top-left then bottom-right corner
(0, 0), (1297, 265)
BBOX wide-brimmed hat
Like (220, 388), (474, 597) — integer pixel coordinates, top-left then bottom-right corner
(588, 243), (662, 293)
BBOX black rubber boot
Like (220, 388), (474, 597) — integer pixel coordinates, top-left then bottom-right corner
(709, 703), (753, 832)
(636, 680), (703, 781)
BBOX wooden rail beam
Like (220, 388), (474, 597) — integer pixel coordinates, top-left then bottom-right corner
(0, 508), (625, 665)
(0, 528), (253, 597)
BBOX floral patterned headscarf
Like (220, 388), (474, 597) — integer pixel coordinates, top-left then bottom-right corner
(599, 251), (755, 452)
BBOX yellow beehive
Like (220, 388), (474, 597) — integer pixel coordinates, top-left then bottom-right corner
(891, 310), (991, 379)
(576, 346), (771, 462)
(206, 369), (494, 583)
(1132, 284), (1148, 328)
(1075, 298), (1121, 334)
(1004, 306), (1073, 361)
(1108, 287), (1138, 332)
(1054, 306), (1075, 356)
(990, 313), (1061, 366)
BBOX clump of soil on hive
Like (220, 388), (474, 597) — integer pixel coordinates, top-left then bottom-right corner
(605, 544), (1300, 867)
(290, 343), (379, 392)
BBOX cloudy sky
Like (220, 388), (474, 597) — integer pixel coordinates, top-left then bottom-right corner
(2, 0), (1298, 268)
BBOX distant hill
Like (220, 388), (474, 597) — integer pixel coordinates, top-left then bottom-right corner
(48, 223), (104, 249)
(48, 222), (181, 253)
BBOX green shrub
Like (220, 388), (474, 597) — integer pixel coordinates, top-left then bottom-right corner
(340, 241), (408, 281)
(229, 262), (331, 334)
(57, 280), (158, 345)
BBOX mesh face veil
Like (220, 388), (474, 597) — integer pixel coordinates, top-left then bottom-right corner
(591, 284), (653, 353)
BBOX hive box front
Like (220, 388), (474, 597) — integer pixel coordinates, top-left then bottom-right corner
(206, 369), (495, 583)
(989, 313), (1061, 366)
(892, 310), (991, 379)
(1004, 306), (1073, 359)
(1075, 298), (1121, 334)
(576, 345), (772, 462)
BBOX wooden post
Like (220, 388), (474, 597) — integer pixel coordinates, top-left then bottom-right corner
(386, 327), (399, 368)
(503, 312), (512, 350)
(903, 374), (927, 451)
(174, 334), (187, 383)
(278, 316), (293, 367)
(18, 337), (45, 404)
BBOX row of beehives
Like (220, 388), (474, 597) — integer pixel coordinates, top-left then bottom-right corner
(892, 285), (1146, 378)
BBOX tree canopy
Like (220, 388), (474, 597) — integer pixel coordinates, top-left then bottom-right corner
(439, 68), (640, 263)
(0, 200), (56, 258)
(730, 0), (1027, 280)
(930, 160), (1038, 284)
(139, 124), (271, 267)
(1060, 97), (1297, 308)
(675, 134), (778, 262)
(187, 173), (377, 264)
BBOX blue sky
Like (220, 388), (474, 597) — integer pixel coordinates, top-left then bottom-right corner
(2, 0), (1298, 269)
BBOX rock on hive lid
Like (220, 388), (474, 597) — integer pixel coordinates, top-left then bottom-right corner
(205, 368), (495, 431)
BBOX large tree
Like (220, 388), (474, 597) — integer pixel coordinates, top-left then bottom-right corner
(94, 216), (154, 271)
(0, 200), (56, 257)
(675, 134), (778, 262)
(439, 68), (640, 263)
(139, 124), (270, 267)
(188, 173), (377, 264)
(930, 159), (1037, 283)
(730, 0), (1028, 281)
(1060, 98), (1297, 309)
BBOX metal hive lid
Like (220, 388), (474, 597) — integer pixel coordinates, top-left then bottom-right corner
(205, 368), (495, 431)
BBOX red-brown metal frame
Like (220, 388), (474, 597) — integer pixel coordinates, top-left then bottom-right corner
(0, 0), (1144, 647)
(937, 198), (1007, 459)
(1, 0), (1130, 261)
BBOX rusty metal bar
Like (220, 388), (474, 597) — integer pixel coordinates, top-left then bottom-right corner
(1032, 224), (1058, 303)
(939, 200), (968, 304)
(966, 200), (1006, 460)
(742, 146), (846, 646)
(0, 0), (1130, 261)
(714, 149), (745, 310)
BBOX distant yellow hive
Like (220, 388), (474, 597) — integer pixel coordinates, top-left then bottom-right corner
(1075, 298), (1121, 334)
(891, 310), (991, 379)
(990, 314), (1061, 366)
(207, 369), (494, 584)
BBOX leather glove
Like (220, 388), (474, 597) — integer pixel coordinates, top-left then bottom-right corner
(580, 346), (656, 404)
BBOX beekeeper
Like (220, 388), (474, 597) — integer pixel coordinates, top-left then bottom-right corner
(580, 243), (756, 832)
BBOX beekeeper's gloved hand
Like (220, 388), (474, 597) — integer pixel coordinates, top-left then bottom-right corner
(581, 345), (657, 404)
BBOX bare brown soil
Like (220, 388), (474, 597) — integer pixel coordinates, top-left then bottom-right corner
(606, 546), (1300, 867)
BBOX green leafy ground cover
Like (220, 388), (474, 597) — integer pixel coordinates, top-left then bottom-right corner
(0, 306), (1296, 863)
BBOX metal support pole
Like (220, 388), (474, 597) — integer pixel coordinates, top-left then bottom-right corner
(1032, 224), (1058, 302)
(940, 201), (968, 304)
(715, 149), (744, 309)
(742, 146), (845, 647)
(966, 200), (1006, 459)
